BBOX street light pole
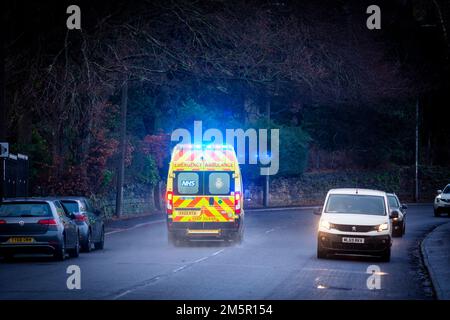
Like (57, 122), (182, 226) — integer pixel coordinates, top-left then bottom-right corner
(415, 99), (419, 202)
(115, 79), (128, 218)
(263, 98), (270, 207)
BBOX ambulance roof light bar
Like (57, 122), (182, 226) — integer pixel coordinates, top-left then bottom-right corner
(174, 144), (234, 151)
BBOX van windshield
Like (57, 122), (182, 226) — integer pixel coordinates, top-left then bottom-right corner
(174, 171), (233, 195)
(325, 194), (386, 216)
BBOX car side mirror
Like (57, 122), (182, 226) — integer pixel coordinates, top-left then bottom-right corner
(313, 207), (323, 215)
(390, 210), (399, 219)
(69, 213), (77, 220)
(437, 190), (442, 194)
(401, 204), (408, 210)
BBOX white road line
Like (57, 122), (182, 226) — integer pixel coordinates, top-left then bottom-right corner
(105, 219), (165, 235)
(212, 249), (225, 256)
(114, 290), (132, 300)
(173, 265), (187, 273)
(194, 257), (208, 263)
(265, 228), (275, 234)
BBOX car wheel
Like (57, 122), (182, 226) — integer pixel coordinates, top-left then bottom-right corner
(94, 228), (105, 250)
(317, 242), (327, 259)
(380, 247), (391, 262)
(402, 222), (406, 235)
(81, 230), (92, 252)
(434, 208), (441, 217)
(54, 238), (66, 261)
(68, 234), (80, 258)
(392, 225), (402, 238)
(2, 253), (14, 262)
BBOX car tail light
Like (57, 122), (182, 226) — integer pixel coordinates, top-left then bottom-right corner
(0, 220), (6, 224)
(235, 191), (241, 214)
(167, 191), (173, 214)
(38, 219), (57, 225)
(75, 214), (87, 222)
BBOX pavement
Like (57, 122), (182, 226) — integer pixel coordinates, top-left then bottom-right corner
(421, 221), (450, 300)
(0, 205), (448, 300)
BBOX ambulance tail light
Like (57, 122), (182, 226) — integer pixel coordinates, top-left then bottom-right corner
(235, 192), (241, 214)
(167, 191), (173, 214)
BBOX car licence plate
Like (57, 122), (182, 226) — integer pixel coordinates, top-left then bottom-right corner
(342, 237), (364, 244)
(7, 237), (35, 244)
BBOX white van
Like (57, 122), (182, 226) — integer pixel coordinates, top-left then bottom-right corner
(315, 188), (397, 262)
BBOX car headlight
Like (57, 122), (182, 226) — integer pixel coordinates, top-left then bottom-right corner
(320, 220), (331, 230)
(378, 223), (389, 232)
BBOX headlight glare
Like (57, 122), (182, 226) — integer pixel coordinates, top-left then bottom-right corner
(378, 223), (389, 232)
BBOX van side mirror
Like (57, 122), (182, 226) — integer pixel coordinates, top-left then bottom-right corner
(390, 210), (399, 219)
(313, 207), (323, 215)
(437, 190), (442, 194)
(401, 204), (408, 210)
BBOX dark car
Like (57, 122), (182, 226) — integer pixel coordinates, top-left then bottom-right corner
(0, 198), (80, 261)
(58, 197), (105, 252)
(387, 193), (407, 237)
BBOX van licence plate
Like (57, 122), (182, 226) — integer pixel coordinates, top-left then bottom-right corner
(174, 210), (201, 216)
(342, 237), (364, 244)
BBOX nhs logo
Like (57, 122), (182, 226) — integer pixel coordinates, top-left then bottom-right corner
(181, 180), (196, 187)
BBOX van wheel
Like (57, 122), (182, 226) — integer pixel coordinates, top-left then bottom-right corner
(317, 243), (327, 259)
(230, 230), (244, 244)
(380, 248), (391, 262)
(168, 232), (180, 246)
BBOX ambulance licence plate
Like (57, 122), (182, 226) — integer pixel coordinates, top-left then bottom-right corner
(342, 237), (364, 244)
(175, 210), (201, 216)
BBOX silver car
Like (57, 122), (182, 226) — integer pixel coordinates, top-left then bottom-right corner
(434, 184), (450, 217)
(58, 197), (105, 252)
(0, 198), (80, 261)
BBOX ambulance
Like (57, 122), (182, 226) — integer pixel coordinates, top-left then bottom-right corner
(166, 144), (244, 244)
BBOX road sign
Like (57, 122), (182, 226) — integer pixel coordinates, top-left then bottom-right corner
(0, 142), (8, 158)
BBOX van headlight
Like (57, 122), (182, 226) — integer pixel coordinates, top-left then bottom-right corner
(320, 220), (331, 230)
(377, 223), (389, 232)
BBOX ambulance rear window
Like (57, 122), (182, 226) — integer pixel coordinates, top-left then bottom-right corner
(176, 172), (201, 195)
(207, 172), (232, 195)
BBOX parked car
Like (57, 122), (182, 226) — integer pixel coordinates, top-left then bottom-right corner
(58, 197), (105, 252)
(434, 184), (450, 217)
(0, 198), (79, 261)
(386, 193), (407, 237)
(315, 188), (395, 262)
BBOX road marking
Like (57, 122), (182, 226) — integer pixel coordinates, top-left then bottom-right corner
(114, 289), (132, 299)
(212, 249), (225, 256)
(173, 265), (187, 273)
(265, 228), (275, 234)
(194, 257), (208, 263)
(113, 248), (226, 299)
(105, 219), (165, 235)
